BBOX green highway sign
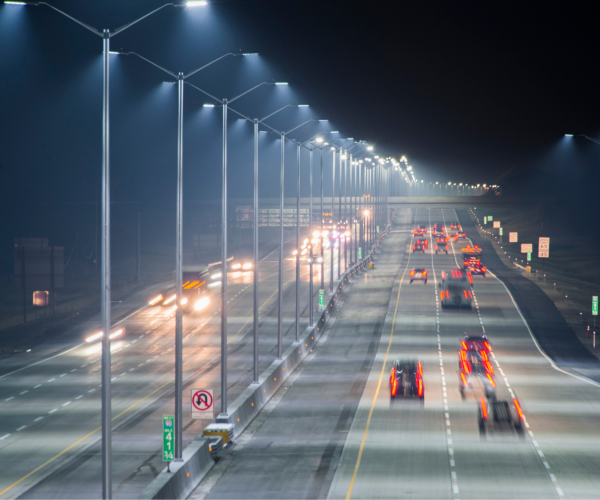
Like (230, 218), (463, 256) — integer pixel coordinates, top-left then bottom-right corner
(499, 228), (503, 236)
(358, 247), (362, 259)
(319, 289), (325, 310)
(593, 296), (598, 316)
(527, 252), (532, 261)
(484, 217), (487, 224)
(163, 415), (174, 462)
(376, 226), (380, 233)
(488, 216), (493, 221)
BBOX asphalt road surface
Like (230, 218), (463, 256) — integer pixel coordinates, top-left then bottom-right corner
(0, 229), (347, 499)
(193, 207), (600, 500)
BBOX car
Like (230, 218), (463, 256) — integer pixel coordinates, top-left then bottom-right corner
(410, 268), (428, 284)
(478, 397), (525, 439)
(460, 334), (492, 353)
(413, 239), (427, 253)
(450, 223), (462, 230)
(390, 359), (424, 401)
(440, 270), (473, 308)
(458, 348), (496, 400)
(452, 231), (466, 239)
(413, 226), (426, 236)
(435, 237), (448, 254)
(465, 258), (487, 276)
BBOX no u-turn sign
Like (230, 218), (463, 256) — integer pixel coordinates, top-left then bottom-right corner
(191, 389), (214, 420)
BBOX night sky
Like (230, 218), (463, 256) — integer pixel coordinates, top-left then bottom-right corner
(1, 1), (598, 249)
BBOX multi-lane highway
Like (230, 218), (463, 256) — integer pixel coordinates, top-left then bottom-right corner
(0, 231), (347, 498)
(193, 207), (600, 500)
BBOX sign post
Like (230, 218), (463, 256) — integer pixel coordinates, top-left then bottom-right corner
(521, 243), (533, 254)
(191, 389), (214, 420)
(319, 289), (325, 310)
(538, 237), (550, 258)
(163, 415), (175, 463)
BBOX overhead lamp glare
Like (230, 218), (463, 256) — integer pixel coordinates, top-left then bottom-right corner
(274, 82), (288, 85)
(203, 104), (215, 108)
(186, 1), (208, 6)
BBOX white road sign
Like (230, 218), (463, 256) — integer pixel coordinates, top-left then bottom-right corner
(521, 243), (532, 253)
(538, 237), (550, 258)
(493, 221), (500, 228)
(509, 232), (518, 243)
(191, 389), (214, 420)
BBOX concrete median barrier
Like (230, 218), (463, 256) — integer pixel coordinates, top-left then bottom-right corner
(141, 225), (392, 499)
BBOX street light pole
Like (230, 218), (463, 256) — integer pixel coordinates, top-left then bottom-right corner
(330, 147), (335, 293)
(253, 118), (259, 383)
(295, 143), (300, 342)
(309, 147), (314, 326)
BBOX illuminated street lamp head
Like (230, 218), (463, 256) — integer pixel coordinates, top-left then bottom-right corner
(297, 104), (309, 107)
(318, 119), (329, 122)
(274, 82), (289, 86)
(564, 134), (574, 137)
(363, 210), (369, 216)
(203, 104), (215, 108)
(367, 146), (374, 151)
(4, 1), (40, 4)
(330, 131), (339, 134)
(186, 1), (208, 6)
(448, 182), (451, 185)
(316, 137), (324, 143)
(242, 53), (259, 56)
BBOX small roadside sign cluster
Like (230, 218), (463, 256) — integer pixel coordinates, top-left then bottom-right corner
(163, 415), (174, 462)
(593, 296), (598, 316)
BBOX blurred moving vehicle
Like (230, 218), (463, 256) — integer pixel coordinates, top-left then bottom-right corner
(390, 359), (424, 401)
(478, 397), (525, 439)
(460, 334), (492, 353)
(458, 348), (495, 400)
(431, 223), (445, 237)
(413, 226), (426, 236)
(441, 270), (473, 308)
(413, 239), (428, 253)
(410, 268), (428, 284)
(452, 231), (466, 240)
(322, 212), (334, 229)
(435, 237), (449, 254)
(462, 245), (486, 276)
(450, 223), (462, 230)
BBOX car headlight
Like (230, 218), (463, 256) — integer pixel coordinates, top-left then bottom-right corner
(242, 262), (252, 270)
(194, 297), (210, 311)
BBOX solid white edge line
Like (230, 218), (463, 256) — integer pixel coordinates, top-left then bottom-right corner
(487, 269), (600, 389)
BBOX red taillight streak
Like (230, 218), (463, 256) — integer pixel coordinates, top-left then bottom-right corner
(484, 361), (494, 374)
(460, 372), (468, 387)
(390, 368), (396, 384)
(461, 341), (468, 350)
(417, 362), (423, 376)
(480, 398), (488, 419)
(484, 341), (492, 352)
(417, 378), (423, 397)
(480, 350), (488, 361)
(423, 271), (427, 275)
(391, 379), (397, 396)
(514, 398), (524, 419)
(446, 290), (450, 299)
(468, 290), (473, 298)
(440, 291), (444, 301)
(463, 290), (468, 298)
(410, 271), (415, 276)
(486, 373), (495, 387)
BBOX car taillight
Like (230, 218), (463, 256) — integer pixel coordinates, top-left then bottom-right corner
(486, 373), (495, 387)
(390, 368), (396, 384)
(413, 245), (415, 250)
(410, 271), (415, 276)
(417, 378), (423, 397)
(446, 290), (449, 299)
(514, 398), (524, 419)
(484, 361), (494, 374)
(461, 341), (468, 350)
(423, 271), (427, 276)
(391, 378), (398, 396)
(468, 290), (472, 298)
(440, 291), (444, 301)
(480, 398), (488, 419)
(484, 341), (491, 352)
(460, 372), (468, 387)
(463, 290), (468, 299)
(460, 350), (467, 361)
(417, 361), (423, 376)
(462, 360), (472, 374)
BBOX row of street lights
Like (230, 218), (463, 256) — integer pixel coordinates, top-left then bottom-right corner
(5, 2), (391, 497)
